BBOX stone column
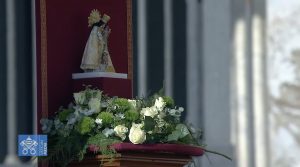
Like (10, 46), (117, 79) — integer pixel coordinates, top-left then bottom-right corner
(4, 0), (20, 164)
(163, 0), (173, 97)
(201, 0), (233, 166)
(137, 0), (148, 97)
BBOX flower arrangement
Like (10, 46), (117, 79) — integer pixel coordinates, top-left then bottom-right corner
(40, 86), (229, 166)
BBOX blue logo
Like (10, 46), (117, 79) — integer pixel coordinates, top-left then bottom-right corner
(18, 135), (47, 156)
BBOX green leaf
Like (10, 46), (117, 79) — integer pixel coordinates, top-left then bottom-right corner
(175, 124), (190, 138)
(144, 116), (155, 131)
(163, 96), (175, 108)
(167, 130), (181, 141)
(58, 109), (73, 122)
(167, 124), (190, 142)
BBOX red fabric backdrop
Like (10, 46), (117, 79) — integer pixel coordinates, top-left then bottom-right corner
(36, 0), (132, 121)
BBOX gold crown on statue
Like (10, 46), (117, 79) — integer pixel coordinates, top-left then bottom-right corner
(88, 9), (101, 27)
(101, 14), (111, 24)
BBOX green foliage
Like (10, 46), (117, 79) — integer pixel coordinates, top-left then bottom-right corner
(40, 87), (210, 166)
(111, 98), (132, 113)
(164, 114), (179, 124)
(97, 112), (114, 125)
(76, 117), (95, 135)
(167, 130), (181, 141)
(144, 116), (156, 132)
(179, 134), (197, 145)
(85, 87), (102, 99)
(90, 89), (102, 99)
(138, 96), (155, 108)
(45, 133), (88, 167)
(167, 124), (190, 142)
(125, 109), (139, 122)
(163, 96), (175, 108)
(175, 124), (190, 137)
(87, 134), (120, 155)
(58, 109), (73, 122)
(146, 133), (166, 143)
(87, 134), (121, 163)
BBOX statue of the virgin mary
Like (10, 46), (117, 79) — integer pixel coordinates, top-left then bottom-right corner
(80, 10), (115, 72)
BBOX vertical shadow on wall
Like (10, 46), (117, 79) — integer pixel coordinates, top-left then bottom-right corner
(15, 0), (33, 162)
(0, 0), (7, 163)
(132, 0), (138, 97)
(146, 0), (164, 95)
(173, 0), (188, 120)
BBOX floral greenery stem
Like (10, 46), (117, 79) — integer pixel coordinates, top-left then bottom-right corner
(198, 146), (232, 161)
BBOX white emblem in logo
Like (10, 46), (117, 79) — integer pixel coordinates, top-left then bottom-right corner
(20, 136), (38, 155)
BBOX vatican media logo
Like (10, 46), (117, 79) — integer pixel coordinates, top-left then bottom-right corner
(18, 135), (47, 156)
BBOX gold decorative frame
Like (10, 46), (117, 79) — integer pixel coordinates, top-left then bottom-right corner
(40, 0), (48, 118)
(127, 0), (133, 80)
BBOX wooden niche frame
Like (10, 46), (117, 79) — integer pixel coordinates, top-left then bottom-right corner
(36, 0), (133, 121)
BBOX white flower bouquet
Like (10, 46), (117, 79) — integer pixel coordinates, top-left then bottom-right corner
(40, 86), (229, 166)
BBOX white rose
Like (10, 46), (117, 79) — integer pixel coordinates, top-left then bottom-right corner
(129, 123), (146, 144)
(73, 92), (86, 105)
(114, 125), (128, 141)
(154, 97), (166, 111)
(88, 98), (101, 113)
(128, 99), (137, 109)
(141, 107), (158, 118)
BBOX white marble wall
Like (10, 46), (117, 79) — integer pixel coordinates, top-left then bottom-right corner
(267, 0), (300, 166)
